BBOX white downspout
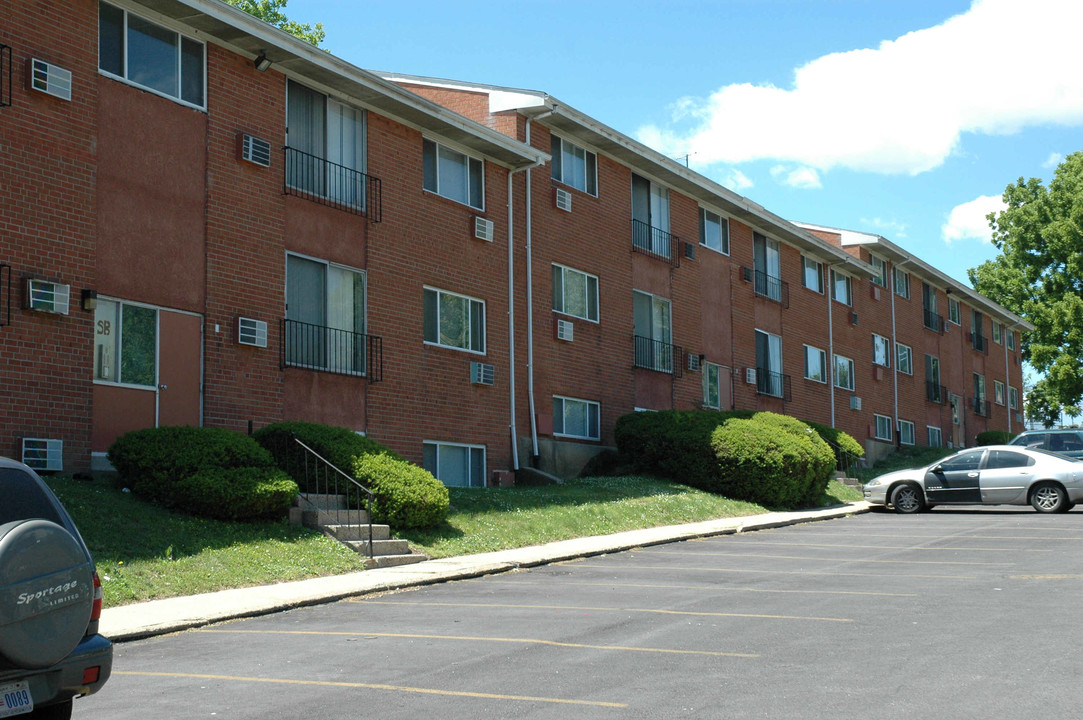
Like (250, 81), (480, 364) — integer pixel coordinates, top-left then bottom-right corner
(827, 264), (836, 427)
(1004, 322), (1015, 435)
(890, 260), (911, 440)
(524, 112), (553, 466)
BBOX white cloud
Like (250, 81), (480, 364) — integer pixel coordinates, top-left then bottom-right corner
(942, 195), (1006, 243)
(860, 217), (908, 239)
(637, 0), (1083, 177)
(720, 169), (753, 191)
(1043, 152), (1064, 169)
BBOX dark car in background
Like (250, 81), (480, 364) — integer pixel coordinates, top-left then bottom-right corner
(1009, 429), (1083, 458)
(0, 457), (111, 719)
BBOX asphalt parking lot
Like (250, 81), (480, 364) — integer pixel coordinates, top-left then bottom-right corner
(81, 508), (1083, 719)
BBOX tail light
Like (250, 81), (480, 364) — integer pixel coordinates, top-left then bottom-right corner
(91, 571), (103, 621)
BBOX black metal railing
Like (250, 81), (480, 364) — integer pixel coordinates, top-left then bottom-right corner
(971, 396), (991, 417)
(824, 437), (861, 476)
(0, 44), (11, 108)
(970, 332), (989, 354)
(633, 334), (683, 377)
(923, 308), (944, 333)
(925, 381), (947, 404)
(284, 147), (382, 222)
(281, 319), (383, 382)
(289, 435), (374, 560)
(743, 266), (789, 307)
(756, 367), (791, 401)
(631, 219), (681, 267)
(0, 264), (10, 327)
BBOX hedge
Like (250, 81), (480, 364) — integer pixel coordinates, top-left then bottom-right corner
(804, 419), (865, 468)
(253, 421), (402, 492)
(976, 430), (1014, 446)
(353, 453), (449, 529)
(174, 467), (299, 520)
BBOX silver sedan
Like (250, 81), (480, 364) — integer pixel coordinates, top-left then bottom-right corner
(863, 445), (1083, 513)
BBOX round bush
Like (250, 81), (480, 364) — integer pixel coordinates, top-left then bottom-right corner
(253, 421), (401, 493)
(976, 430), (1014, 446)
(174, 467), (299, 520)
(354, 453), (449, 529)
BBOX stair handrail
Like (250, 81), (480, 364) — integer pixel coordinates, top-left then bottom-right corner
(291, 435), (374, 559)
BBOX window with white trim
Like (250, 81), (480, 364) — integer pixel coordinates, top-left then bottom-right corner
(753, 233), (783, 302)
(831, 270), (852, 306)
(834, 354), (855, 391)
(756, 329), (785, 397)
(804, 345), (827, 383)
(870, 255), (887, 288)
(896, 343), (913, 375)
(899, 420), (915, 445)
(423, 139), (484, 209)
(98, 1), (205, 108)
(928, 426), (943, 448)
(551, 135), (597, 195)
(553, 396), (600, 440)
(802, 256), (823, 293)
(633, 290), (673, 372)
(424, 287), (485, 353)
(1009, 386), (1019, 410)
(93, 299), (157, 387)
(552, 264), (599, 322)
(699, 208), (730, 254)
(631, 173), (671, 257)
(872, 334), (890, 367)
(286, 79), (368, 207)
(893, 267), (910, 299)
(993, 322), (1002, 344)
(703, 362), (721, 409)
(1007, 330), (1016, 350)
(995, 380), (1005, 405)
(949, 297), (961, 324)
(286, 254), (368, 375)
(874, 414), (892, 441)
(423, 441), (485, 488)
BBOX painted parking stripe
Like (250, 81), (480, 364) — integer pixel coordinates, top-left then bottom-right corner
(559, 561), (976, 580)
(1010, 574), (1083, 580)
(115, 671), (627, 708)
(790, 531), (1083, 541)
(694, 539), (1051, 552)
(197, 629), (757, 658)
(486, 578), (917, 597)
(646, 550), (1013, 566)
(351, 599), (852, 623)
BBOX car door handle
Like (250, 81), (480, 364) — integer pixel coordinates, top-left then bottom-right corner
(967, 472), (979, 478)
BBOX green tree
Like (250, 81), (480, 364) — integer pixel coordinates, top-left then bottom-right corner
(970, 151), (1083, 420)
(224, 0), (325, 47)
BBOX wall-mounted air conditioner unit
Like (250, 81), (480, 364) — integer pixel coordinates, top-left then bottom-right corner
(686, 353), (701, 372)
(28, 58), (72, 101)
(850, 312), (859, 325)
(850, 396), (862, 410)
(22, 438), (63, 472)
(474, 217), (494, 242)
(745, 367), (756, 384)
(240, 134), (272, 167)
(870, 285), (881, 300)
(555, 188), (572, 212)
(237, 317), (268, 347)
(25, 279), (70, 315)
(684, 242), (696, 260)
(470, 361), (495, 386)
(555, 319), (574, 342)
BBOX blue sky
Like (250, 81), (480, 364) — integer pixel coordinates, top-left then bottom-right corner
(286, 0), (1082, 288)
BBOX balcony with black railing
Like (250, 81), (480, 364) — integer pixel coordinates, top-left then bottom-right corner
(281, 319), (383, 382)
(631, 219), (681, 267)
(756, 368), (791, 401)
(925, 381), (947, 404)
(971, 396), (990, 417)
(633, 334), (683, 377)
(923, 308), (944, 333)
(284, 147), (382, 222)
(742, 267), (789, 307)
(970, 332), (989, 354)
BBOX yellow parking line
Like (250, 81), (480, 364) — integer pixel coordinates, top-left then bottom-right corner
(197, 629), (756, 658)
(485, 578), (916, 597)
(648, 550), (1012, 566)
(114, 671), (627, 708)
(352, 599), (852, 623)
(560, 561), (975, 580)
(695, 540), (1050, 552)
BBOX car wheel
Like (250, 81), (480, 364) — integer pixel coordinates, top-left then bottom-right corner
(1030, 482), (1068, 513)
(891, 483), (924, 514)
(31, 700), (73, 720)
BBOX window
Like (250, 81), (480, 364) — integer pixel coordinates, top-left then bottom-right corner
(870, 255), (887, 287)
(553, 396), (601, 440)
(423, 442), (485, 488)
(551, 135), (597, 195)
(831, 270), (852, 306)
(874, 414), (892, 441)
(703, 362), (721, 409)
(424, 287), (485, 353)
(893, 267), (910, 298)
(995, 380), (1005, 405)
(756, 330), (784, 397)
(99, 1), (205, 107)
(552, 264), (599, 322)
(1009, 386), (1019, 410)
(699, 208), (730, 254)
(834, 354), (854, 391)
(899, 420), (915, 445)
(631, 173), (671, 257)
(1007, 330), (1016, 350)
(925, 355), (941, 403)
(285, 255), (368, 375)
(872, 334), (890, 367)
(949, 297), (961, 324)
(93, 300), (157, 386)
(287, 80), (367, 207)
(971, 309), (986, 351)
(928, 426), (943, 448)
(633, 291), (673, 372)
(804, 345), (827, 383)
(993, 322), (1002, 344)
(896, 343), (913, 375)
(423, 139), (484, 209)
(986, 450), (1035, 470)
(753, 233), (782, 302)
(974, 372), (987, 409)
(802, 256), (823, 293)
(941, 449), (984, 472)
(922, 282), (940, 330)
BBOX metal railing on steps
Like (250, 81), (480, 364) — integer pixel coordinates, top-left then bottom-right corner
(289, 435), (374, 560)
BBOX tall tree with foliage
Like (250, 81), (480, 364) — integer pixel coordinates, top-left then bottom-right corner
(224, 0), (325, 47)
(969, 151), (1083, 426)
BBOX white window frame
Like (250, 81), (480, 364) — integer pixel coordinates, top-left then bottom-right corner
(893, 267), (910, 299)
(551, 135), (597, 196)
(1007, 330), (1016, 350)
(423, 441), (485, 488)
(802, 256), (824, 294)
(949, 297), (961, 324)
(703, 362), (722, 409)
(872, 334), (890, 368)
(423, 286), (485, 354)
(994, 380), (1006, 405)
(552, 264), (599, 323)
(834, 354), (855, 391)
(553, 395), (601, 441)
(285, 253), (369, 376)
(993, 323), (1003, 344)
(633, 290), (673, 352)
(874, 414), (893, 441)
(756, 329), (785, 398)
(286, 80), (368, 208)
(870, 254), (887, 288)
(831, 270), (852, 306)
(927, 426), (943, 448)
(93, 298), (160, 389)
(896, 343), (913, 375)
(1009, 386), (1019, 410)
(423, 138), (485, 209)
(804, 345), (827, 384)
(699, 207), (730, 255)
(98, 1), (206, 109)
(899, 420), (915, 446)
(754, 234), (783, 302)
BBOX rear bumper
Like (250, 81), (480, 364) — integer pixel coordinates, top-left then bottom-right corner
(1, 633), (112, 709)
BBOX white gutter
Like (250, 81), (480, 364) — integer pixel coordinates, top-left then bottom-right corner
(827, 265), (837, 427)
(524, 113), (553, 465)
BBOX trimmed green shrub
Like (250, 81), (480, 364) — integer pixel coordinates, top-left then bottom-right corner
(253, 421), (401, 493)
(354, 453), (449, 529)
(804, 420), (865, 468)
(108, 426), (275, 507)
(976, 430), (1014, 446)
(174, 467), (298, 520)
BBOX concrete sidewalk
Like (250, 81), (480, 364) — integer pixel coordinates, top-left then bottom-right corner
(100, 501), (871, 642)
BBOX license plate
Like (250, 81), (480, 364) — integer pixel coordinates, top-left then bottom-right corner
(0, 682), (33, 718)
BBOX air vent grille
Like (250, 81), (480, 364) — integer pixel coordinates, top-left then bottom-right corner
(26, 279), (70, 314)
(241, 134), (272, 167)
(29, 58), (72, 101)
(474, 217), (494, 242)
(22, 438), (63, 472)
(237, 317), (268, 347)
(470, 361), (495, 385)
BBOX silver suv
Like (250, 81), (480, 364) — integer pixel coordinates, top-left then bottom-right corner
(0, 457), (112, 718)
(1009, 429), (1083, 458)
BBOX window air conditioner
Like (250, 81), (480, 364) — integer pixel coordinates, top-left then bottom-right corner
(237, 317), (268, 347)
(470, 361), (495, 386)
(686, 353), (701, 372)
(555, 319), (574, 342)
(240, 134), (272, 167)
(474, 217), (494, 242)
(850, 396), (862, 410)
(22, 438), (63, 472)
(26, 279), (70, 315)
(745, 367), (756, 384)
(555, 188), (572, 212)
(29, 58), (72, 101)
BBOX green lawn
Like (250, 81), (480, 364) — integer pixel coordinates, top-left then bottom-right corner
(47, 475), (862, 608)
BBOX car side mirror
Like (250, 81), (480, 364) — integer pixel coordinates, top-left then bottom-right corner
(932, 464), (943, 474)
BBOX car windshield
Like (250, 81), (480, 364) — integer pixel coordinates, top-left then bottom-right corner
(0, 468), (65, 526)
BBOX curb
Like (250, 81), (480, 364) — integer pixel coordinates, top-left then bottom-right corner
(100, 501), (870, 642)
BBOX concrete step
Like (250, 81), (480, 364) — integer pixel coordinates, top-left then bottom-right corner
(343, 538), (412, 557)
(293, 508), (372, 527)
(296, 493), (350, 511)
(324, 523), (392, 542)
(361, 553), (429, 569)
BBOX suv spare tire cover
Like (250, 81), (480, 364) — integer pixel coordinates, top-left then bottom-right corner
(0, 519), (93, 669)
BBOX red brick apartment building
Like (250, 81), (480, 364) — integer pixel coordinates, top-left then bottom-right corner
(1, 1), (1030, 484)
